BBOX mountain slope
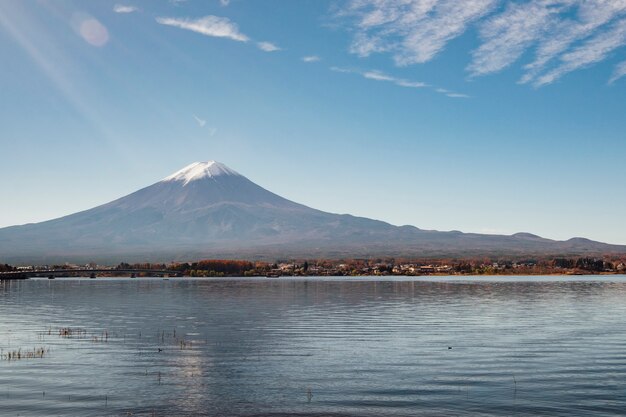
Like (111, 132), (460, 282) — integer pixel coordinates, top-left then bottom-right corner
(1, 161), (624, 263)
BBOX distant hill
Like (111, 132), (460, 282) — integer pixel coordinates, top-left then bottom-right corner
(1, 161), (624, 263)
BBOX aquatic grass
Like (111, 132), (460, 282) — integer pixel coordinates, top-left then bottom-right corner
(1, 346), (49, 360)
(91, 331), (110, 343)
(58, 327), (87, 338)
(152, 328), (196, 351)
(56, 327), (113, 343)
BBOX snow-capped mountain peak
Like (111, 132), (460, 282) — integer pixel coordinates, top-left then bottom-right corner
(2, 158), (624, 263)
(162, 161), (241, 185)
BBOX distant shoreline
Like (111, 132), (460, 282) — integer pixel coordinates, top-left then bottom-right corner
(7, 271), (624, 278)
(3, 256), (625, 279)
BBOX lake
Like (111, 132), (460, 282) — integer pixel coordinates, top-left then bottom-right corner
(2, 276), (626, 416)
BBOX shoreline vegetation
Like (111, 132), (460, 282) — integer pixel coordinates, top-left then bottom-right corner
(2, 256), (626, 278)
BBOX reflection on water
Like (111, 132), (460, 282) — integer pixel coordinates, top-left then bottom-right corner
(2, 276), (626, 416)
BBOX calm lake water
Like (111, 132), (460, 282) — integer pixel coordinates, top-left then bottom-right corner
(2, 276), (626, 416)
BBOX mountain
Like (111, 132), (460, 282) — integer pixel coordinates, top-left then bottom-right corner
(1, 161), (624, 263)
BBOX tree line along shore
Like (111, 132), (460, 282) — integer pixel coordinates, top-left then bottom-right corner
(2, 256), (626, 277)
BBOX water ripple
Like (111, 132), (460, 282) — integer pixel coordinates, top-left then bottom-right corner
(1, 276), (626, 416)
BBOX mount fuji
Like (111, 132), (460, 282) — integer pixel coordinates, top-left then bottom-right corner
(1, 161), (624, 263)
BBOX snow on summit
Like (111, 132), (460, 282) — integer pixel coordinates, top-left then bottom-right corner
(163, 161), (241, 185)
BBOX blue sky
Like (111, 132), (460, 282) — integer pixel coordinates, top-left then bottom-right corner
(1, 0), (625, 244)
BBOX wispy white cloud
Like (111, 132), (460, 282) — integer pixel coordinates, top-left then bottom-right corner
(193, 114), (206, 127)
(302, 55), (321, 62)
(519, 0), (626, 85)
(157, 15), (280, 53)
(468, 1), (566, 77)
(330, 66), (409, 85)
(156, 15), (249, 42)
(362, 70), (395, 81)
(435, 88), (470, 98)
(445, 92), (470, 98)
(342, 0), (497, 65)
(220, 0), (231, 6)
(329, 66), (468, 97)
(609, 59), (626, 83)
(193, 115), (217, 136)
(257, 41), (281, 52)
(338, 0), (626, 86)
(113, 4), (138, 14)
(395, 79), (428, 88)
(329, 66), (352, 74)
(535, 17), (626, 86)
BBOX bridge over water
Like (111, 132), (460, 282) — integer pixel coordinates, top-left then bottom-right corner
(0, 269), (181, 280)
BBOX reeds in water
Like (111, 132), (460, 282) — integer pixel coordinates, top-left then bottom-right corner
(58, 327), (87, 338)
(1, 346), (49, 360)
